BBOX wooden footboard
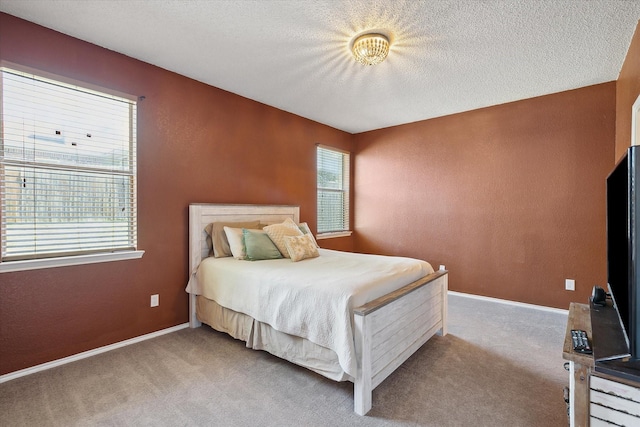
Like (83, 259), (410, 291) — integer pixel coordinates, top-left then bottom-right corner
(353, 269), (448, 416)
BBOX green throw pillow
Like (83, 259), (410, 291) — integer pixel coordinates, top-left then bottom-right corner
(243, 229), (283, 261)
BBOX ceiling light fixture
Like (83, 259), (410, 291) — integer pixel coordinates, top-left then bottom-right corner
(351, 33), (389, 66)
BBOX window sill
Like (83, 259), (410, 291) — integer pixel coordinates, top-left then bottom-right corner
(316, 231), (353, 240)
(0, 250), (145, 273)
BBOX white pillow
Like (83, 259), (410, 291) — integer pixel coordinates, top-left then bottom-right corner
(263, 218), (303, 258)
(223, 226), (246, 259)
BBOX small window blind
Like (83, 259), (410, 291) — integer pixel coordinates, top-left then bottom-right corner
(317, 145), (350, 233)
(0, 67), (137, 261)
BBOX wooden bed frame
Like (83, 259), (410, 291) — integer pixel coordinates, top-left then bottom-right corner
(187, 203), (448, 415)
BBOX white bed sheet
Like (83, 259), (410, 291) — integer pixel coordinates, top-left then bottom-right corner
(187, 249), (433, 377)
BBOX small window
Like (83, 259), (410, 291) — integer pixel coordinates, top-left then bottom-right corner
(0, 66), (138, 265)
(317, 145), (350, 234)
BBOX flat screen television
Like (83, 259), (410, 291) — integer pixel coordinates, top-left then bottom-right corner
(606, 145), (640, 361)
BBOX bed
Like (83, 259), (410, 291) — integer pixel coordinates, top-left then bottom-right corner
(185, 203), (448, 415)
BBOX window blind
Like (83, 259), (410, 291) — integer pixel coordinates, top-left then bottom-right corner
(317, 145), (350, 233)
(0, 67), (137, 261)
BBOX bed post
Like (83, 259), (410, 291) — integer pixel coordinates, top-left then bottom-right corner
(439, 271), (448, 336)
(189, 293), (201, 328)
(353, 313), (372, 416)
(188, 204), (202, 328)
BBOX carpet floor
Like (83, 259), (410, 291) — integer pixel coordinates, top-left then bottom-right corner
(0, 294), (569, 426)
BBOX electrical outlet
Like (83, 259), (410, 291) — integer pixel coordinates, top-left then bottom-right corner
(150, 294), (159, 307)
(565, 279), (575, 291)
(439, 264), (446, 271)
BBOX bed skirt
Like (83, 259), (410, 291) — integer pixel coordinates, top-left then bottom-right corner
(196, 295), (351, 382)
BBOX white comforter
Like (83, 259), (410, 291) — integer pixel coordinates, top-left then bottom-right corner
(186, 249), (433, 378)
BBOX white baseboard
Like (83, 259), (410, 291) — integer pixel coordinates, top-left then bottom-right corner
(448, 290), (569, 315)
(0, 323), (189, 384)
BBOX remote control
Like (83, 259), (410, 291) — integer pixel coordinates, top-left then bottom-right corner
(571, 329), (592, 354)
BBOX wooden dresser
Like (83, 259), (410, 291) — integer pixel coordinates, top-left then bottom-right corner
(563, 302), (640, 426)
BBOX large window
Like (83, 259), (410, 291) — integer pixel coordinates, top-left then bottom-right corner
(317, 145), (350, 234)
(0, 66), (139, 269)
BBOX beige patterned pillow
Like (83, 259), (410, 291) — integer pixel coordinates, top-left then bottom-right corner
(263, 218), (303, 258)
(284, 234), (320, 262)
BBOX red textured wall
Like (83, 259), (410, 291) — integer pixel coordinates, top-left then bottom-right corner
(616, 20), (640, 161)
(0, 13), (353, 375)
(354, 83), (616, 309)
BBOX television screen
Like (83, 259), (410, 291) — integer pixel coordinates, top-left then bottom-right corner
(606, 146), (640, 360)
(607, 152), (631, 346)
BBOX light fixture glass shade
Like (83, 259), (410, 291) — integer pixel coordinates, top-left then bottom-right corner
(352, 33), (389, 66)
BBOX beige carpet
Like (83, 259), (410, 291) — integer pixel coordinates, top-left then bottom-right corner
(0, 294), (569, 426)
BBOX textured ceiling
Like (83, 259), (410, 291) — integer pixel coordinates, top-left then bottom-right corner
(1, 0), (639, 133)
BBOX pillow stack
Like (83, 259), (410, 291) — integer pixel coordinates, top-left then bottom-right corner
(219, 217), (319, 262)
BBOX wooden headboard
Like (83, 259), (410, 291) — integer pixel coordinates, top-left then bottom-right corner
(187, 203), (300, 327)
